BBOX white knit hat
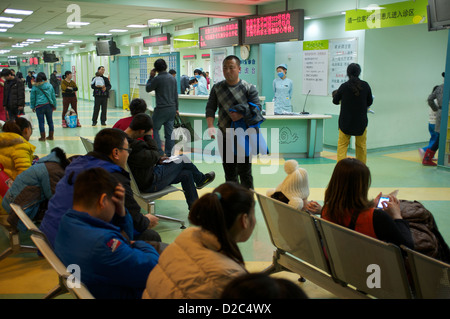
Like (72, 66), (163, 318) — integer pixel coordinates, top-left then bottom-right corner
(267, 160), (310, 210)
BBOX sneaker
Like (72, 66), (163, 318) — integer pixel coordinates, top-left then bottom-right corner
(101, 122), (107, 126)
(92, 122), (97, 126)
(196, 172), (215, 189)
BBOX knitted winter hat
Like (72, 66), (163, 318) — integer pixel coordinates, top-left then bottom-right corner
(266, 160), (310, 210)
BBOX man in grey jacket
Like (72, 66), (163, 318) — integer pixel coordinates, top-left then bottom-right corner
(146, 59), (178, 156)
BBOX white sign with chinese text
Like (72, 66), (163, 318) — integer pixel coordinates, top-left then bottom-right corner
(328, 38), (358, 95)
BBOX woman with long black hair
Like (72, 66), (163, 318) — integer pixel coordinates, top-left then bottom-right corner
(142, 182), (256, 299)
(332, 63), (373, 164)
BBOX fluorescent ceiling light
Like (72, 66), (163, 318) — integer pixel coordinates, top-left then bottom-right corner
(45, 31), (63, 34)
(68, 40), (82, 43)
(109, 29), (127, 32)
(0, 28), (7, 32)
(53, 44), (65, 47)
(95, 33), (112, 36)
(26, 39), (42, 42)
(67, 21), (90, 26)
(0, 17), (22, 22)
(61, 42), (72, 45)
(360, 6), (385, 11)
(148, 19), (172, 23)
(4, 9), (33, 15)
(12, 44), (24, 47)
(304, 16), (311, 20)
(0, 23), (14, 28)
(8, 56), (17, 58)
(126, 24), (147, 28)
(47, 46), (58, 48)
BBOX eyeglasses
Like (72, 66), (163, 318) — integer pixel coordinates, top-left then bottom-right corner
(118, 147), (132, 153)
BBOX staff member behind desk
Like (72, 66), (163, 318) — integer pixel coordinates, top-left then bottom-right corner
(273, 64), (293, 114)
(332, 63), (373, 164)
(194, 68), (208, 96)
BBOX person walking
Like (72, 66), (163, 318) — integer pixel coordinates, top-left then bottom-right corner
(50, 71), (60, 97)
(30, 72), (57, 141)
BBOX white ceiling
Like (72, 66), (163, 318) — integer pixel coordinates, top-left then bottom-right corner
(0, 0), (281, 59)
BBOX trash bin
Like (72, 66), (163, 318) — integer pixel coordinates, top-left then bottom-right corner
(108, 89), (116, 108)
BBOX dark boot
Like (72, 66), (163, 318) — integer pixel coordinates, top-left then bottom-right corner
(46, 131), (54, 140)
(422, 149), (437, 166)
(38, 132), (46, 142)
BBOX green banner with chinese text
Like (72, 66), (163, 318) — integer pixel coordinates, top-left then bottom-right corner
(345, 0), (428, 31)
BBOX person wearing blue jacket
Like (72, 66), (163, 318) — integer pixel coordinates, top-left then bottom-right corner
(54, 167), (159, 299)
(2, 147), (70, 231)
(30, 72), (57, 142)
(39, 128), (161, 248)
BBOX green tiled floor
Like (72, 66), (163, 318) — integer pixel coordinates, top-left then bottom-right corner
(1, 98), (450, 298)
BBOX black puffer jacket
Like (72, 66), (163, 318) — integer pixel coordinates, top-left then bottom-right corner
(3, 78), (25, 111)
(127, 135), (160, 192)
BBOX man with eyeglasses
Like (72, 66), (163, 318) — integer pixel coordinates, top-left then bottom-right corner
(40, 128), (161, 248)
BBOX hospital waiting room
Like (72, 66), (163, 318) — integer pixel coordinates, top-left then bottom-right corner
(1, 0), (450, 306)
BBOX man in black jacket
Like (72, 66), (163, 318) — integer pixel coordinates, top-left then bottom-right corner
(2, 69), (25, 120)
(124, 114), (215, 211)
(91, 66), (112, 126)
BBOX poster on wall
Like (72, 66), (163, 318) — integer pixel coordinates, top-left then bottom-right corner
(211, 49), (227, 84)
(328, 38), (358, 95)
(302, 40), (329, 96)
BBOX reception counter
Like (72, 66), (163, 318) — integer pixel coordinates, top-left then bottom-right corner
(139, 86), (331, 158)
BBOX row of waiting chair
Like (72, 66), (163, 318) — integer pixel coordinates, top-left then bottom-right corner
(2, 203), (95, 299)
(255, 191), (450, 299)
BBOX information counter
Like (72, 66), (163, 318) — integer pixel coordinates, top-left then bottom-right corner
(139, 87), (331, 158)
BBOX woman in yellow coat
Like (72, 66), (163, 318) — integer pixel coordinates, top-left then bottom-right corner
(0, 117), (35, 180)
(0, 118), (35, 214)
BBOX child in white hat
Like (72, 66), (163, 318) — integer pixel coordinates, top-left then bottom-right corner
(267, 160), (321, 214)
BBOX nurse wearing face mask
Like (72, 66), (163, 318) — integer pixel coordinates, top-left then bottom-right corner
(194, 68), (209, 95)
(273, 64), (293, 114)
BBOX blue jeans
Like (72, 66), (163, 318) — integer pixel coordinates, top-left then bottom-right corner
(152, 106), (176, 156)
(35, 103), (54, 133)
(144, 155), (205, 209)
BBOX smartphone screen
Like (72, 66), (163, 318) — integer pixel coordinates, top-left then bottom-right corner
(377, 196), (390, 209)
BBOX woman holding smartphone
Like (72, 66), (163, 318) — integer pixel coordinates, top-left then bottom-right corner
(321, 158), (414, 248)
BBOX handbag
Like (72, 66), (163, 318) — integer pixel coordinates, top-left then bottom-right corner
(173, 114), (200, 143)
(37, 87), (55, 109)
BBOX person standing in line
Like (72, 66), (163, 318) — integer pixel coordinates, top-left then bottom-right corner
(332, 63), (373, 164)
(423, 72), (446, 166)
(145, 58), (178, 156)
(91, 66), (111, 126)
(2, 68), (25, 121)
(61, 71), (81, 128)
(50, 70), (60, 97)
(205, 55), (262, 190)
(273, 63), (293, 114)
(30, 72), (57, 141)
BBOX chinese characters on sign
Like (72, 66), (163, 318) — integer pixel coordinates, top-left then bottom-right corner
(199, 21), (241, 49)
(344, 0), (427, 31)
(143, 33), (171, 47)
(242, 9), (304, 45)
(240, 59), (256, 75)
(328, 38), (358, 94)
(302, 41), (329, 96)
